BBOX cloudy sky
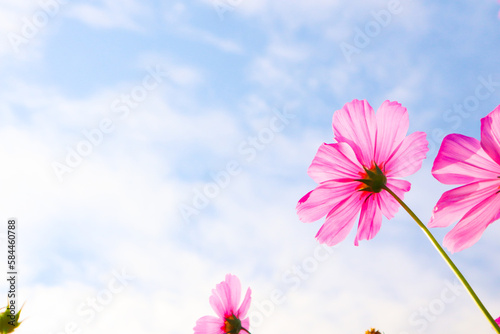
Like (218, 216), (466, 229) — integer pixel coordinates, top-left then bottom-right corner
(1, 0), (499, 333)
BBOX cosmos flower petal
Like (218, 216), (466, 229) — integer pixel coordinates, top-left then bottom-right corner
(225, 274), (241, 313)
(432, 134), (500, 185)
(241, 318), (250, 331)
(496, 316), (500, 326)
(354, 195), (383, 246)
(307, 142), (363, 183)
(385, 131), (428, 177)
(209, 275), (241, 318)
(429, 180), (499, 228)
(386, 178), (411, 193)
(333, 99), (376, 166)
(237, 288), (251, 318)
(443, 192), (500, 253)
(315, 192), (364, 246)
(480, 105), (500, 165)
(377, 178), (411, 219)
(193, 316), (224, 334)
(378, 190), (399, 219)
(374, 100), (409, 163)
(296, 181), (359, 223)
(197, 275), (251, 334)
(376, 189), (397, 219)
(209, 290), (226, 319)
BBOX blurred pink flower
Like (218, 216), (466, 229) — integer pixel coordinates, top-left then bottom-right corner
(194, 274), (251, 334)
(430, 105), (500, 253)
(496, 316), (500, 326)
(296, 99), (428, 246)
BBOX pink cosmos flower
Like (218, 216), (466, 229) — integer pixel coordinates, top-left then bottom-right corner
(430, 105), (500, 253)
(296, 99), (428, 246)
(496, 316), (500, 326)
(194, 274), (251, 334)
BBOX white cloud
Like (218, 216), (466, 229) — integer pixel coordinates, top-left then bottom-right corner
(201, 0), (343, 29)
(0, 0), (63, 57)
(66, 0), (150, 31)
(163, 2), (188, 26)
(178, 26), (244, 54)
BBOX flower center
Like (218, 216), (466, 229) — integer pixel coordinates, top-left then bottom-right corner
(224, 315), (242, 334)
(365, 329), (382, 334)
(356, 164), (387, 193)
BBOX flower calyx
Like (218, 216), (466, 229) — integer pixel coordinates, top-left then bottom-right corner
(224, 314), (250, 334)
(356, 164), (387, 193)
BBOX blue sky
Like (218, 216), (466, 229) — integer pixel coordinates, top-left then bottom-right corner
(1, 0), (500, 333)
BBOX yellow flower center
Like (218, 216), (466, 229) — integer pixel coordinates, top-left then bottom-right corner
(224, 315), (242, 334)
(365, 328), (382, 334)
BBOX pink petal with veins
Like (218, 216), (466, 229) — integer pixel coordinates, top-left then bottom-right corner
(429, 180), (500, 228)
(297, 181), (358, 223)
(315, 191), (365, 246)
(444, 192), (500, 253)
(432, 134), (500, 185)
(385, 131), (429, 177)
(333, 99), (376, 166)
(355, 194), (383, 246)
(374, 100), (409, 164)
(307, 142), (362, 184)
(193, 316), (224, 334)
(481, 105), (500, 165)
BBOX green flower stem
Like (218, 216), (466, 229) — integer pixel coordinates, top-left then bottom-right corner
(382, 185), (500, 333)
